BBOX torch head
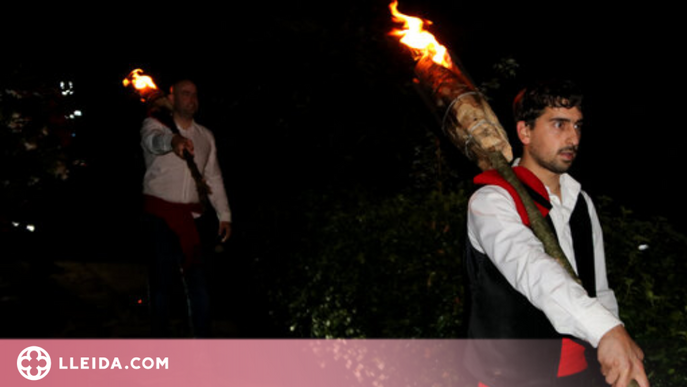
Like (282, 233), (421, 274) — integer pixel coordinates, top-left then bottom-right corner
(414, 56), (513, 171)
(122, 68), (173, 113)
(448, 93), (513, 171)
(390, 3), (512, 171)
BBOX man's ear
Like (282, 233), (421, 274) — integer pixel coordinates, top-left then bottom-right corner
(516, 121), (531, 145)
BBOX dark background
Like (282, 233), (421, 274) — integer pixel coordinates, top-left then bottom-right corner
(7, 1), (679, 218)
(2, 0), (685, 336)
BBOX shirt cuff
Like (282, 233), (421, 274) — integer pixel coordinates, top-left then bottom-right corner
(577, 304), (624, 347)
(217, 211), (232, 223)
(158, 132), (175, 153)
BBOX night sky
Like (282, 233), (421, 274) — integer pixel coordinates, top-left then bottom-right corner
(4, 0), (686, 252)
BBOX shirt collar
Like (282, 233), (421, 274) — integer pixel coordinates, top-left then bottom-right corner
(173, 119), (197, 132)
(512, 158), (582, 207)
(558, 173), (582, 208)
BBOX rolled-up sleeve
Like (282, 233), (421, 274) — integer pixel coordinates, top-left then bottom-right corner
(141, 117), (174, 155)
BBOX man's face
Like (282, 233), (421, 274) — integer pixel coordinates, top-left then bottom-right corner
(519, 106), (583, 175)
(171, 81), (199, 118)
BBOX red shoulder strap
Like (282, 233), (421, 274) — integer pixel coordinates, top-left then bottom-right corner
(473, 167), (551, 227)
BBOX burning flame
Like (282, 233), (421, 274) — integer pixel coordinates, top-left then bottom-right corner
(389, 1), (452, 69)
(122, 68), (159, 101)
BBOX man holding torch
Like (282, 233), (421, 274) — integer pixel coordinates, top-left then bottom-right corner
(465, 80), (648, 387)
(140, 79), (232, 337)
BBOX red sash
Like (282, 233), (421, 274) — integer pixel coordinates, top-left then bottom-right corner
(143, 195), (204, 271)
(473, 167), (550, 226)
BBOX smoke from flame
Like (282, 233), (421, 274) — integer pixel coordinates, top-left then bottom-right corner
(389, 1), (452, 69)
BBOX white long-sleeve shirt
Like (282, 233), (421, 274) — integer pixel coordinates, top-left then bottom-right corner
(140, 117), (232, 223)
(467, 172), (621, 347)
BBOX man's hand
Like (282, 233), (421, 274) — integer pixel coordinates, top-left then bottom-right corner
(597, 325), (649, 387)
(218, 221), (232, 243)
(171, 134), (194, 158)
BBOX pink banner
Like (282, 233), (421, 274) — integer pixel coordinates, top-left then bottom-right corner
(3, 339), (584, 386)
(3, 339), (474, 387)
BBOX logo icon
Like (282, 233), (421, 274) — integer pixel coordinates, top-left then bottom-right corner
(17, 346), (51, 381)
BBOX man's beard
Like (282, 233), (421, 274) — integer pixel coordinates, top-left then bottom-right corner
(176, 107), (197, 120)
(534, 145), (578, 174)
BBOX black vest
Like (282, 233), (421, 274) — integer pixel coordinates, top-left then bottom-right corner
(463, 189), (598, 386)
(466, 189), (596, 339)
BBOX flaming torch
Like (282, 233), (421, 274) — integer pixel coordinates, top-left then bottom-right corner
(122, 69), (163, 103)
(389, 7), (647, 386)
(122, 68), (211, 207)
(389, 0), (512, 171)
(388, 1), (578, 282)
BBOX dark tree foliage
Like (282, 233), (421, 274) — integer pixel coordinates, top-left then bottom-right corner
(0, 67), (83, 256)
(598, 199), (687, 387)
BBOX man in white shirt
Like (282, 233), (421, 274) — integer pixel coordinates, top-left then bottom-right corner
(140, 79), (232, 337)
(465, 80), (648, 387)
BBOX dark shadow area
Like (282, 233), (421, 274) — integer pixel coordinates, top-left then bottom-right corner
(0, 222), (284, 338)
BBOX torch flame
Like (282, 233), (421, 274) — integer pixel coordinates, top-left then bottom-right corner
(122, 68), (159, 101)
(389, 1), (452, 69)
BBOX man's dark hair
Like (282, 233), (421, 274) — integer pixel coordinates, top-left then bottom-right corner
(513, 79), (583, 127)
